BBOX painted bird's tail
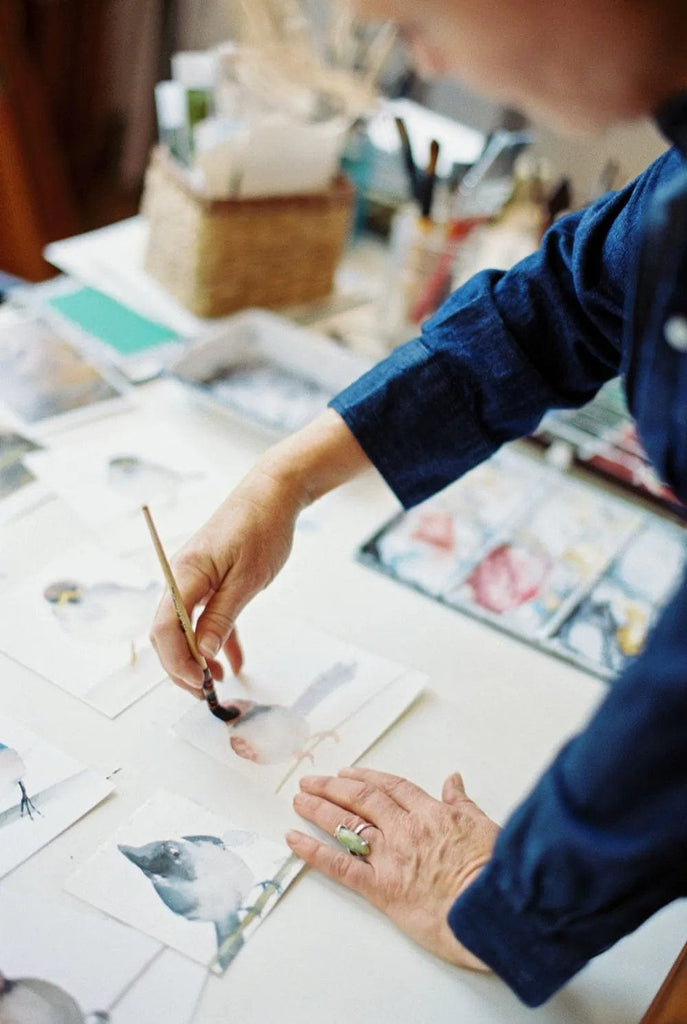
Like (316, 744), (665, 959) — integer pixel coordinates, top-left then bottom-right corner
(291, 661), (357, 716)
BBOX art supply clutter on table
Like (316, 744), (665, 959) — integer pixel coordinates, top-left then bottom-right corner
(144, 12), (395, 319)
(376, 126), (552, 341)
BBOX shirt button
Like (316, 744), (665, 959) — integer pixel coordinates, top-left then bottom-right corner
(664, 315), (687, 351)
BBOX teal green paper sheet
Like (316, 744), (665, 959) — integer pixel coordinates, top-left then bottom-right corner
(48, 287), (177, 355)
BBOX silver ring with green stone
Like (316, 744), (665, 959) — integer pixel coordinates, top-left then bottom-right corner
(335, 822), (373, 856)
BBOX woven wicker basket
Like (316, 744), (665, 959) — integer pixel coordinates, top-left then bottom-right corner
(141, 147), (354, 318)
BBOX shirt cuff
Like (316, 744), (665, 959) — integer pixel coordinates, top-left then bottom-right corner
(329, 335), (494, 509)
(447, 870), (591, 1007)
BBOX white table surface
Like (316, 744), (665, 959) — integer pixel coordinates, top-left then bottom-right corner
(1, 369), (685, 1024)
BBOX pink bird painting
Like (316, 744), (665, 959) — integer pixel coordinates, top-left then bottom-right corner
(217, 661), (358, 777)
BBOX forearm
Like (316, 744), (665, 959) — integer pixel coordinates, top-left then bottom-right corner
(255, 407), (373, 508)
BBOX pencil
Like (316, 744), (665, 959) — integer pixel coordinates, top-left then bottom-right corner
(141, 504), (237, 722)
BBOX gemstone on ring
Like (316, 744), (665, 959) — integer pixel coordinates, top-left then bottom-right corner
(335, 824), (371, 856)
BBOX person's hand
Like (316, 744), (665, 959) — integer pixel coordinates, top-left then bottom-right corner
(286, 766), (499, 969)
(150, 461), (306, 696)
(149, 409), (371, 696)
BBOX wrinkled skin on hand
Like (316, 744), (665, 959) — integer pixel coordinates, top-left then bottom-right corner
(150, 409), (371, 696)
(286, 766), (500, 969)
(149, 464), (304, 696)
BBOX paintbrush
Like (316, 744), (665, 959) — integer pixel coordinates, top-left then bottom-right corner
(421, 138), (440, 220)
(394, 116), (420, 203)
(142, 504), (237, 722)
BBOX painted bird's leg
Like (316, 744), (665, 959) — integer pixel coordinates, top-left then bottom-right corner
(275, 731), (340, 794)
(242, 878), (283, 913)
(18, 781), (40, 819)
(310, 729), (340, 746)
(130, 640), (137, 666)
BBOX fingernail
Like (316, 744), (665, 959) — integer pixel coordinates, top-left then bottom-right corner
(285, 830), (301, 846)
(199, 634), (221, 658)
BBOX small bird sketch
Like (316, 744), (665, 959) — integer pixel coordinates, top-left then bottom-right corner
(118, 831), (280, 969)
(42, 578), (160, 665)
(106, 455), (203, 507)
(0, 742), (39, 821)
(0, 969), (108, 1024)
(219, 660), (357, 770)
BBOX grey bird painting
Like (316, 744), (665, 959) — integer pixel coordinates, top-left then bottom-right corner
(0, 743), (38, 820)
(107, 456), (202, 505)
(43, 578), (160, 664)
(0, 969), (108, 1024)
(219, 660), (357, 766)
(118, 833), (257, 968)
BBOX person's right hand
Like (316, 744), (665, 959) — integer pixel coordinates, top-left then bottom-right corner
(149, 460), (307, 696)
(149, 408), (372, 696)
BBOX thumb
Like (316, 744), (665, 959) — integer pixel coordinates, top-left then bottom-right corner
(441, 771), (469, 807)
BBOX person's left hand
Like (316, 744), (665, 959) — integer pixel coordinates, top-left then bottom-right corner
(286, 766), (499, 969)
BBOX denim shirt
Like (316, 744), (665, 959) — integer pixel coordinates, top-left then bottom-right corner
(330, 104), (687, 1006)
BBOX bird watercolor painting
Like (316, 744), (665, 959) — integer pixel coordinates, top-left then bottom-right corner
(0, 969), (108, 1024)
(219, 661), (357, 768)
(0, 743), (38, 821)
(118, 833), (263, 969)
(42, 578), (160, 665)
(106, 456), (203, 506)
(65, 791), (303, 974)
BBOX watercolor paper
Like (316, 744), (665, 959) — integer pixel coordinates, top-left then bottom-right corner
(0, 714), (113, 877)
(174, 614), (426, 799)
(0, 426), (41, 468)
(360, 447), (687, 680)
(0, 317), (126, 432)
(0, 891), (205, 1024)
(0, 542), (165, 716)
(0, 425), (49, 524)
(66, 790), (303, 973)
(25, 420), (214, 551)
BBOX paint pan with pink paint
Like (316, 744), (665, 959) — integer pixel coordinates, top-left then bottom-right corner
(359, 447), (687, 680)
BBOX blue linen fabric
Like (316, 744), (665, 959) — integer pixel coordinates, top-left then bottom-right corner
(330, 113), (687, 1004)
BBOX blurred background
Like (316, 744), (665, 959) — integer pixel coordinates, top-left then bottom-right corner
(0, 0), (668, 283)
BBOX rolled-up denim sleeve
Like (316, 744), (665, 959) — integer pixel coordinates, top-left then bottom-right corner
(448, 569), (687, 1006)
(331, 152), (675, 509)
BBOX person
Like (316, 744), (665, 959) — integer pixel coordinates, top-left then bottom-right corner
(150, 0), (687, 1006)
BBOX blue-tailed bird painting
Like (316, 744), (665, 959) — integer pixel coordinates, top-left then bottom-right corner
(0, 969), (108, 1023)
(118, 832), (259, 968)
(218, 660), (358, 766)
(42, 578), (160, 665)
(0, 743), (38, 820)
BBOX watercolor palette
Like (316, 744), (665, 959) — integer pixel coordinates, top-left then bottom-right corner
(359, 447), (687, 680)
(168, 309), (370, 436)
